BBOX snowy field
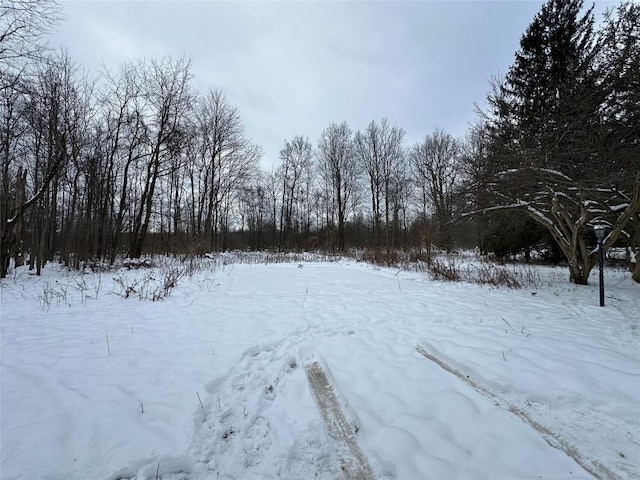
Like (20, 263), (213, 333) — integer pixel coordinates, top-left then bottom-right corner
(1, 254), (638, 480)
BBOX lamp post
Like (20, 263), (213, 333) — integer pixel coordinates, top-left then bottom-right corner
(593, 224), (606, 307)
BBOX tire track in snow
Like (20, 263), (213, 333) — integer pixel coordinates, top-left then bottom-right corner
(415, 344), (619, 480)
(305, 361), (375, 480)
(186, 325), (352, 479)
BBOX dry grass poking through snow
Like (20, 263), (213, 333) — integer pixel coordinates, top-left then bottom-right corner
(1, 252), (637, 479)
(11, 248), (629, 310)
(18, 252), (342, 308)
(7, 249), (581, 309)
(350, 248), (547, 289)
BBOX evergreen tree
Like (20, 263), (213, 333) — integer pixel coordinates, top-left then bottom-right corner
(501, 0), (599, 177)
(475, 0), (640, 284)
(595, 2), (640, 186)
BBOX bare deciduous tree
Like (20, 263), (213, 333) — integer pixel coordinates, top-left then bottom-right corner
(1, 50), (89, 277)
(0, 0), (63, 277)
(0, 0), (61, 91)
(410, 129), (462, 251)
(188, 88), (261, 252)
(354, 118), (405, 252)
(97, 61), (147, 263)
(317, 122), (361, 251)
(277, 135), (313, 250)
(128, 55), (192, 258)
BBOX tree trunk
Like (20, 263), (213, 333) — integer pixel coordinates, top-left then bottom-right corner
(569, 265), (589, 285)
(568, 250), (598, 285)
(1, 167), (28, 276)
(633, 252), (640, 284)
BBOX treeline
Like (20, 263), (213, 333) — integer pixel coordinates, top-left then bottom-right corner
(1, 0), (639, 283)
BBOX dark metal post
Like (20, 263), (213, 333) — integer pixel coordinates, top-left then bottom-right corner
(598, 239), (604, 307)
(594, 224), (606, 307)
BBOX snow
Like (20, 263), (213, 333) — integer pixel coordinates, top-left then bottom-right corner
(538, 169), (574, 181)
(609, 203), (631, 212)
(1, 256), (639, 480)
(495, 168), (574, 183)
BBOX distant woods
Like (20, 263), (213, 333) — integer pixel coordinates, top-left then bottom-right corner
(1, 0), (638, 283)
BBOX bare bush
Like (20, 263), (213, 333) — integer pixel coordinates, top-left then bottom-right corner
(207, 251), (340, 266)
(38, 281), (69, 311)
(350, 248), (529, 289)
(112, 273), (143, 299)
(111, 258), (196, 301)
(429, 259), (462, 282)
(472, 263), (521, 289)
(71, 274), (102, 303)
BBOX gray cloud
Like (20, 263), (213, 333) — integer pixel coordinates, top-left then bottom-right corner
(50, 1), (606, 168)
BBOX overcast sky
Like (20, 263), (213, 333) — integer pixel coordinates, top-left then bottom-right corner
(49, 1), (613, 168)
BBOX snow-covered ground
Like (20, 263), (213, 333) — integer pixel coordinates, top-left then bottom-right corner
(1, 255), (638, 479)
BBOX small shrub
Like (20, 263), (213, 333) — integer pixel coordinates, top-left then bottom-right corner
(359, 249), (400, 267)
(38, 281), (70, 310)
(473, 263), (522, 289)
(112, 273), (143, 299)
(71, 274), (102, 303)
(351, 248), (525, 289)
(428, 259), (462, 282)
(122, 258), (153, 270)
(517, 264), (541, 288)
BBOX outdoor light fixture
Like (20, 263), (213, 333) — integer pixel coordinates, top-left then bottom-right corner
(593, 224), (607, 307)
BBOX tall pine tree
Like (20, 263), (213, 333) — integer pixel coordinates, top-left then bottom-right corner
(502, 0), (599, 176)
(475, 0), (640, 284)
